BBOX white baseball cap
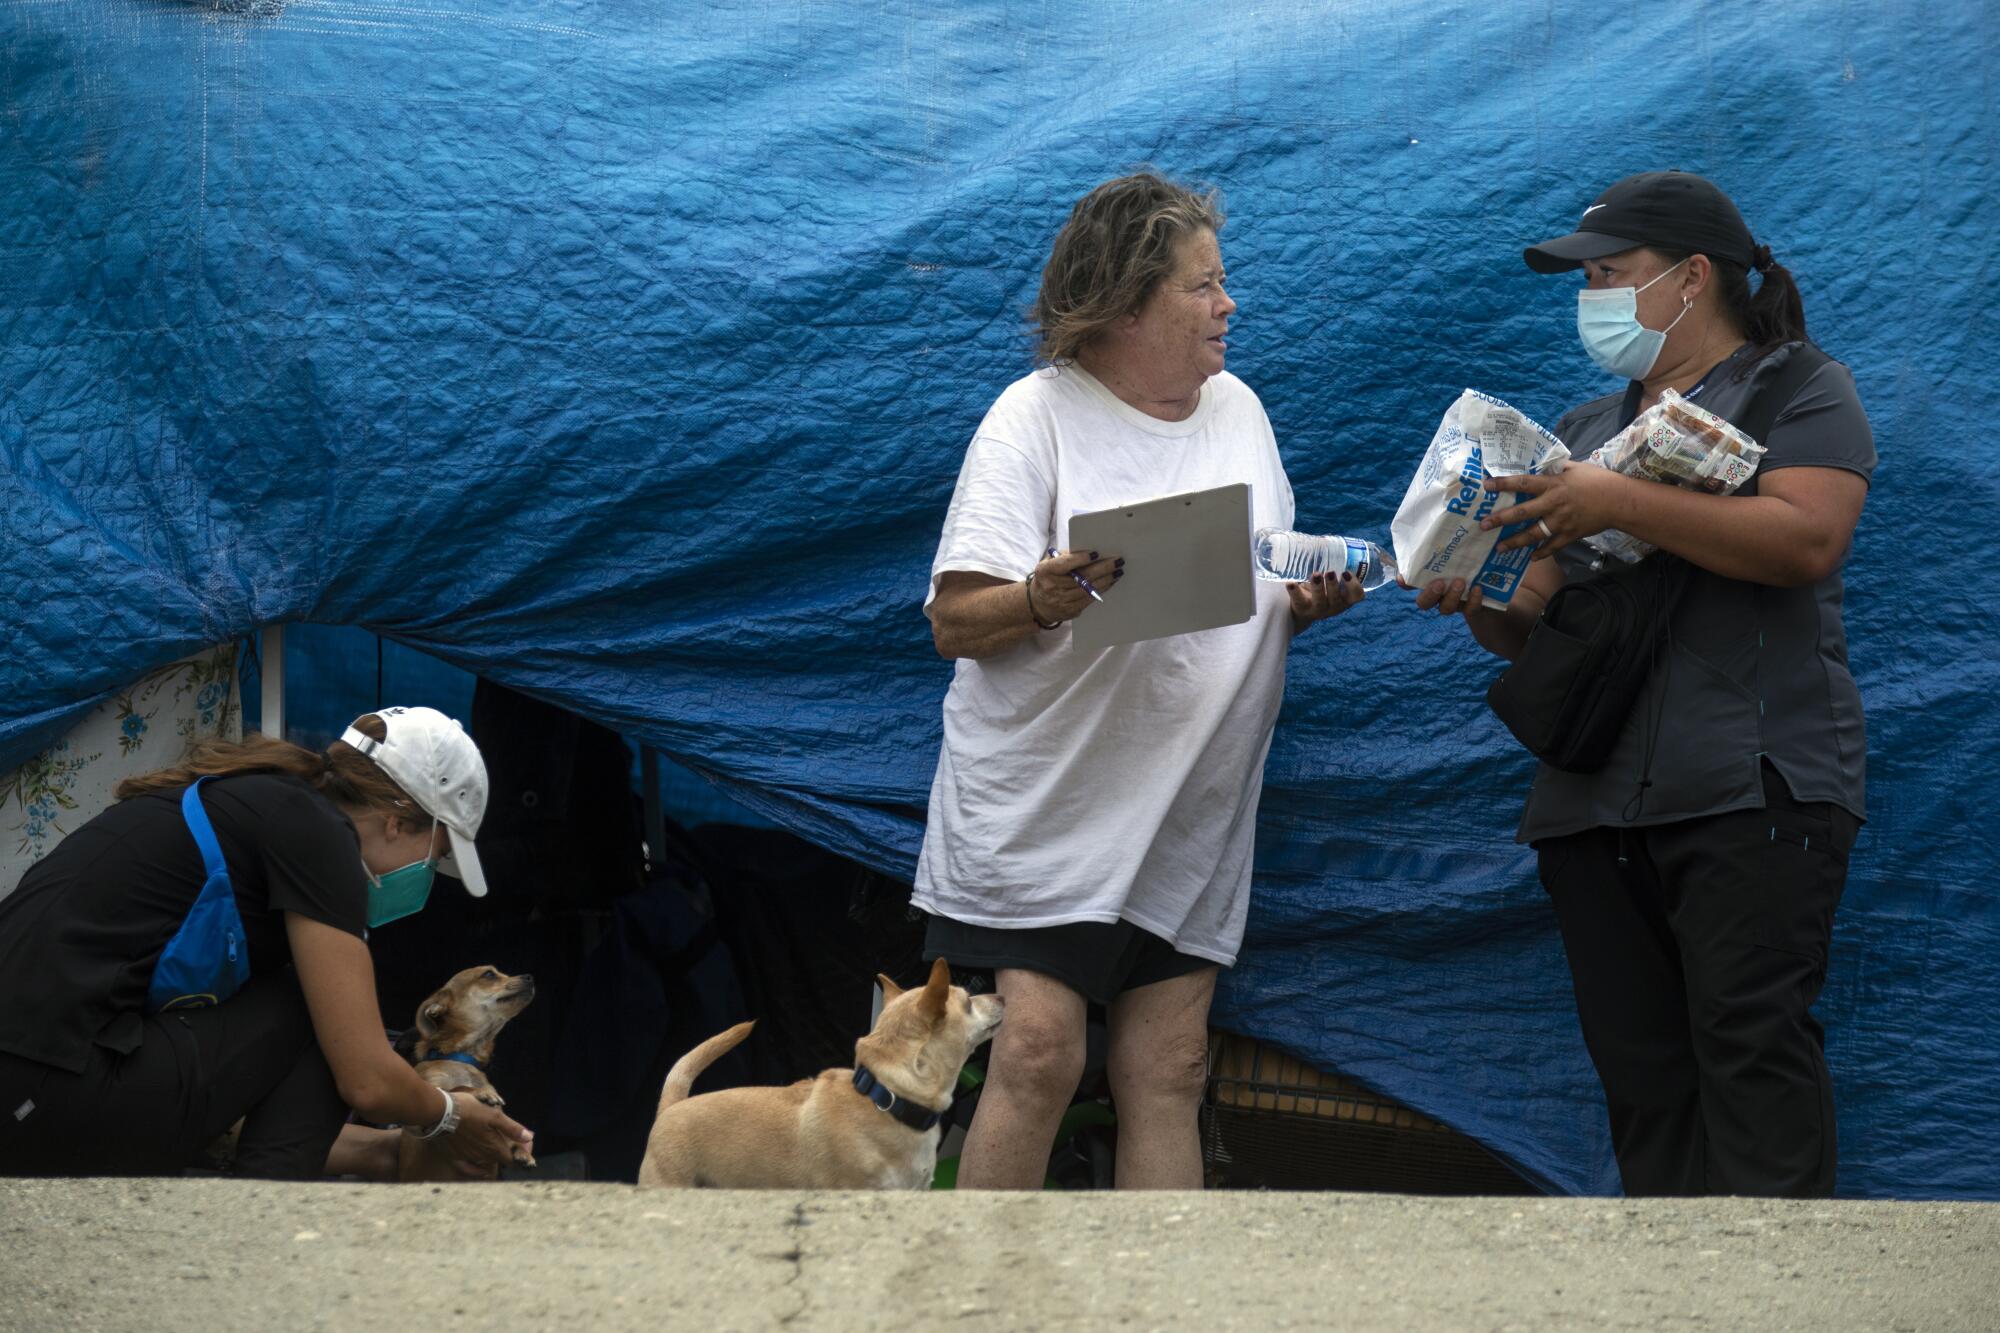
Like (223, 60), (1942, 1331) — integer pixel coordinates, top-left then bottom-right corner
(339, 706), (490, 898)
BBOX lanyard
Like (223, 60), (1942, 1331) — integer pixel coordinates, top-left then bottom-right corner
(1617, 351), (1736, 429)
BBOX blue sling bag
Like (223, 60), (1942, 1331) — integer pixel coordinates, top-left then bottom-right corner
(143, 778), (251, 1014)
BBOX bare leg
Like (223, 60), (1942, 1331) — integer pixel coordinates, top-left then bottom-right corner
(323, 1124), (401, 1181)
(1105, 966), (1217, 1190)
(956, 968), (1087, 1190)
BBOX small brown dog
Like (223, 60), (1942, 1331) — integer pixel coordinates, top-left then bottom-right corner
(637, 957), (1003, 1189)
(396, 964), (537, 1183)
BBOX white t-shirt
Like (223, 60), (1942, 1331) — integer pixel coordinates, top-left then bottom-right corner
(912, 364), (1296, 966)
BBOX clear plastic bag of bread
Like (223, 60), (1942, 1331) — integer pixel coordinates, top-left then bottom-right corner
(1582, 389), (1767, 562)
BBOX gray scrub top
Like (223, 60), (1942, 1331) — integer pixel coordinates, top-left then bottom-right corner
(1516, 341), (1877, 844)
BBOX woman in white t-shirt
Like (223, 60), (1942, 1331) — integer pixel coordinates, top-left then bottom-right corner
(916, 172), (1362, 1189)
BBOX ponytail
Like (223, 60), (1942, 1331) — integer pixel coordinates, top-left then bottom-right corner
(1652, 243), (1810, 371)
(1714, 243), (1808, 366)
(113, 713), (430, 828)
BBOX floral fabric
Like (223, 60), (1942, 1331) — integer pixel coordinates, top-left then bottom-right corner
(0, 645), (242, 898)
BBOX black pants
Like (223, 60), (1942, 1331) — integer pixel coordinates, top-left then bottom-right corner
(0, 971), (346, 1181)
(1536, 763), (1856, 1198)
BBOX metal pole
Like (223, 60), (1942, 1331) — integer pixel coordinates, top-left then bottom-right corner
(260, 624), (287, 742)
(640, 745), (662, 871)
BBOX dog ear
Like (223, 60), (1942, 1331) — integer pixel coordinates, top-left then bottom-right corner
(876, 973), (903, 1003)
(415, 993), (449, 1037)
(918, 956), (950, 1020)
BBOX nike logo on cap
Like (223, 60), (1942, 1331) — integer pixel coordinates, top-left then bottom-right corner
(1581, 204), (1607, 219)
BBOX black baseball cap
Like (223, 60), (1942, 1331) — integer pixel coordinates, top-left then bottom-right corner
(1524, 171), (1757, 274)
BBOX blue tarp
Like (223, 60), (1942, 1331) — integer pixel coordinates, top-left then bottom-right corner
(3, 1), (1994, 1198)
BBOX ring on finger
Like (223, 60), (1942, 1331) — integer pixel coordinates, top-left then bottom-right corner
(1536, 519), (1554, 540)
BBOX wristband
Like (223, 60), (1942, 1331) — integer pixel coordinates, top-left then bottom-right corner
(405, 1086), (460, 1139)
(1024, 574), (1062, 631)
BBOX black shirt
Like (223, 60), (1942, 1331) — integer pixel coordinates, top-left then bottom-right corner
(0, 774), (369, 1072)
(1516, 342), (1877, 842)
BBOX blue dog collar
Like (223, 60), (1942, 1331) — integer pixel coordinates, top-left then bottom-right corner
(852, 1065), (944, 1133)
(417, 1050), (485, 1070)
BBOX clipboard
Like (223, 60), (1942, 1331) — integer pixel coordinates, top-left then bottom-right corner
(1066, 482), (1256, 652)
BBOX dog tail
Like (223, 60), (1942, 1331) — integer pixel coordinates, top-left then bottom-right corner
(657, 1020), (756, 1112)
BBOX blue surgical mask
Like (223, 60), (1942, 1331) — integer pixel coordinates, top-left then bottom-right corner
(1576, 258), (1691, 379)
(365, 825), (439, 928)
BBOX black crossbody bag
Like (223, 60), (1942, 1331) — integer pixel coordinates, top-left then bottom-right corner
(1485, 344), (1830, 774)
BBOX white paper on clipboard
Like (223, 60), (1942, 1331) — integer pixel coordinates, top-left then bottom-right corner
(1066, 482), (1256, 652)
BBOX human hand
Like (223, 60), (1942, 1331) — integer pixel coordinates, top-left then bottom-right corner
(445, 1093), (536, 1170)
(1480, 465), (1629, 560)
(1407, 576), (1486, 617)
(1288, 569), (1365, 631)
(1028, 549), (1124, 624)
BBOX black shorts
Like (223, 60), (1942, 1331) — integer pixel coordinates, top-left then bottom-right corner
(921, 914), (1217, 1007)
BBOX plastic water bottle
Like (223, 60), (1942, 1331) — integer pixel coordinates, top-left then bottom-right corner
(1253, 527), (1398, 590)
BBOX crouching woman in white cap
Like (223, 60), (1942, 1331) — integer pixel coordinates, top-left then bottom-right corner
(0, 707), (535, 1180)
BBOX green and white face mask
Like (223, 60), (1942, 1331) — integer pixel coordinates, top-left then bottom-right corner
(365, 823), (440, 928)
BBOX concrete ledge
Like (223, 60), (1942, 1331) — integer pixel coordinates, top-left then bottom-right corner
(1, 1180), (1994, 1331)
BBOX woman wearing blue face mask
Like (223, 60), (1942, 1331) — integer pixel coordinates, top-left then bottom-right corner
(1415, 171), (1875, 1197)
(0, 706), (535, 1180)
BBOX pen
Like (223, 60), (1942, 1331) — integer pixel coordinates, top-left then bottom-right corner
(1046, 547), (1105, 603)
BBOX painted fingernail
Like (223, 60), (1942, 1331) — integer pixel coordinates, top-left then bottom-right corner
(1090, 551), (1100, 560)
(1115, 558), (1126, 568)
(1342, 572), (1353, 583)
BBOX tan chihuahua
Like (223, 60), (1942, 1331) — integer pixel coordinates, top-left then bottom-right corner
(397, 964), (537, 1183)
(637, 957), (1003, 1189)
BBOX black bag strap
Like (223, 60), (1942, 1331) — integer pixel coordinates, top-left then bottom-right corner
(1726, 342), (1831, 455)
